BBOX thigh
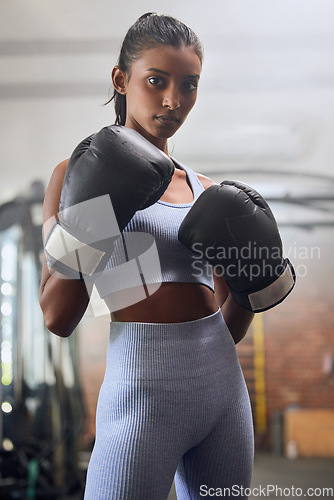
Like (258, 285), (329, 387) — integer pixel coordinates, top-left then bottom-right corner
(84, 415), (179, 500)
(84, 377), (188, 500)
(174, 389), (254, 500)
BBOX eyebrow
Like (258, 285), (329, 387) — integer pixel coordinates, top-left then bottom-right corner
(146, 67), (200, 80)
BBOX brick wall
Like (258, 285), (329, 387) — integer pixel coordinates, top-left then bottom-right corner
(241, 228), (334, 450)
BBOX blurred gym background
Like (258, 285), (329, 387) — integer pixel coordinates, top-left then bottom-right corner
(0, 0), (333, 498)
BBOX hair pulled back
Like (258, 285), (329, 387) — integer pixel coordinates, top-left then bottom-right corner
(108, 12), (203, 125)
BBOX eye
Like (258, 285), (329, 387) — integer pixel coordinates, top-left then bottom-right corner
(148, 76), (165, 87)
(182, 81), (198, 92)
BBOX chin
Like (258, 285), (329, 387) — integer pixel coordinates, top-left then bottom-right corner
(157, 130), (176, 139)
(146, 128), (174, 141)
(155, 125), (181, 139)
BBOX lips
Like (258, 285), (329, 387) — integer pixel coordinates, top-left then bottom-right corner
(155, 115), (180, 126)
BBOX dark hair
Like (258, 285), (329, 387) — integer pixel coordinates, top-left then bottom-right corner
(107, 12), (204, 125)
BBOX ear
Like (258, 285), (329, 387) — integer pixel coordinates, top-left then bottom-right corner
(112, 66), (127, 95)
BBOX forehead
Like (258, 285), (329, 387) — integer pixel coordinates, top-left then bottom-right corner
(132, 45), (202, 76)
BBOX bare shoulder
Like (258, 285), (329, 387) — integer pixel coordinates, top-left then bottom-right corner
(195, 173), (217, 190)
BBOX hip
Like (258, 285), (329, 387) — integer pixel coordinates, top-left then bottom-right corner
(96, 308), (249, 431)
(105, 308), (241, 386)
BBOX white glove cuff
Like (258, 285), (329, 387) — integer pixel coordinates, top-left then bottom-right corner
(248, 260), (295, 312)
(45, 222), (105, 276)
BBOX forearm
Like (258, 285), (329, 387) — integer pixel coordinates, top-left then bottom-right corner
(39, 261), (90, 337)
(221, 294), (254, 344)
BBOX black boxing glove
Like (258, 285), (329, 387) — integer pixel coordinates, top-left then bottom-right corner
(178, 180), (295, 312)
(44, 125), (174, 280)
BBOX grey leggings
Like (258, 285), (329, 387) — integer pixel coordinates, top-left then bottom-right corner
(84, 309), (254, 499)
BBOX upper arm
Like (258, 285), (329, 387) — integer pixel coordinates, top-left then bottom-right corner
(42, 159), (69, 238)
(39, 158), (90, 337)
(40, 159), (69, 292)
(213, 273), (230, 307)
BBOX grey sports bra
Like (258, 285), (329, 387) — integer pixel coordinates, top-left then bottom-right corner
(96, 160), (215, 308)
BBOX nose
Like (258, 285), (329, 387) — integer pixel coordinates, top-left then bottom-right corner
(162, 86), (180, 110)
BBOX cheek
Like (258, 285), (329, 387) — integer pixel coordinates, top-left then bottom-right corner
(183, 94), (197, 116)
(128, 85), (156, 112)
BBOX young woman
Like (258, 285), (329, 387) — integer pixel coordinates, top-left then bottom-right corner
(40, 13), (294, 500)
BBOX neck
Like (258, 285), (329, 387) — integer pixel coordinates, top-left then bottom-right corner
(141, 132), (169, 155)
(151, 137), (169, 155)
(123, 122), (168, 155)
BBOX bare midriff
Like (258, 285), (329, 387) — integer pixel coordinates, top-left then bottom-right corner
(110, 282), (219, 323)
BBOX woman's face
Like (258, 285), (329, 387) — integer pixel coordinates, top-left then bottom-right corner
(114, 45), (202, 149)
